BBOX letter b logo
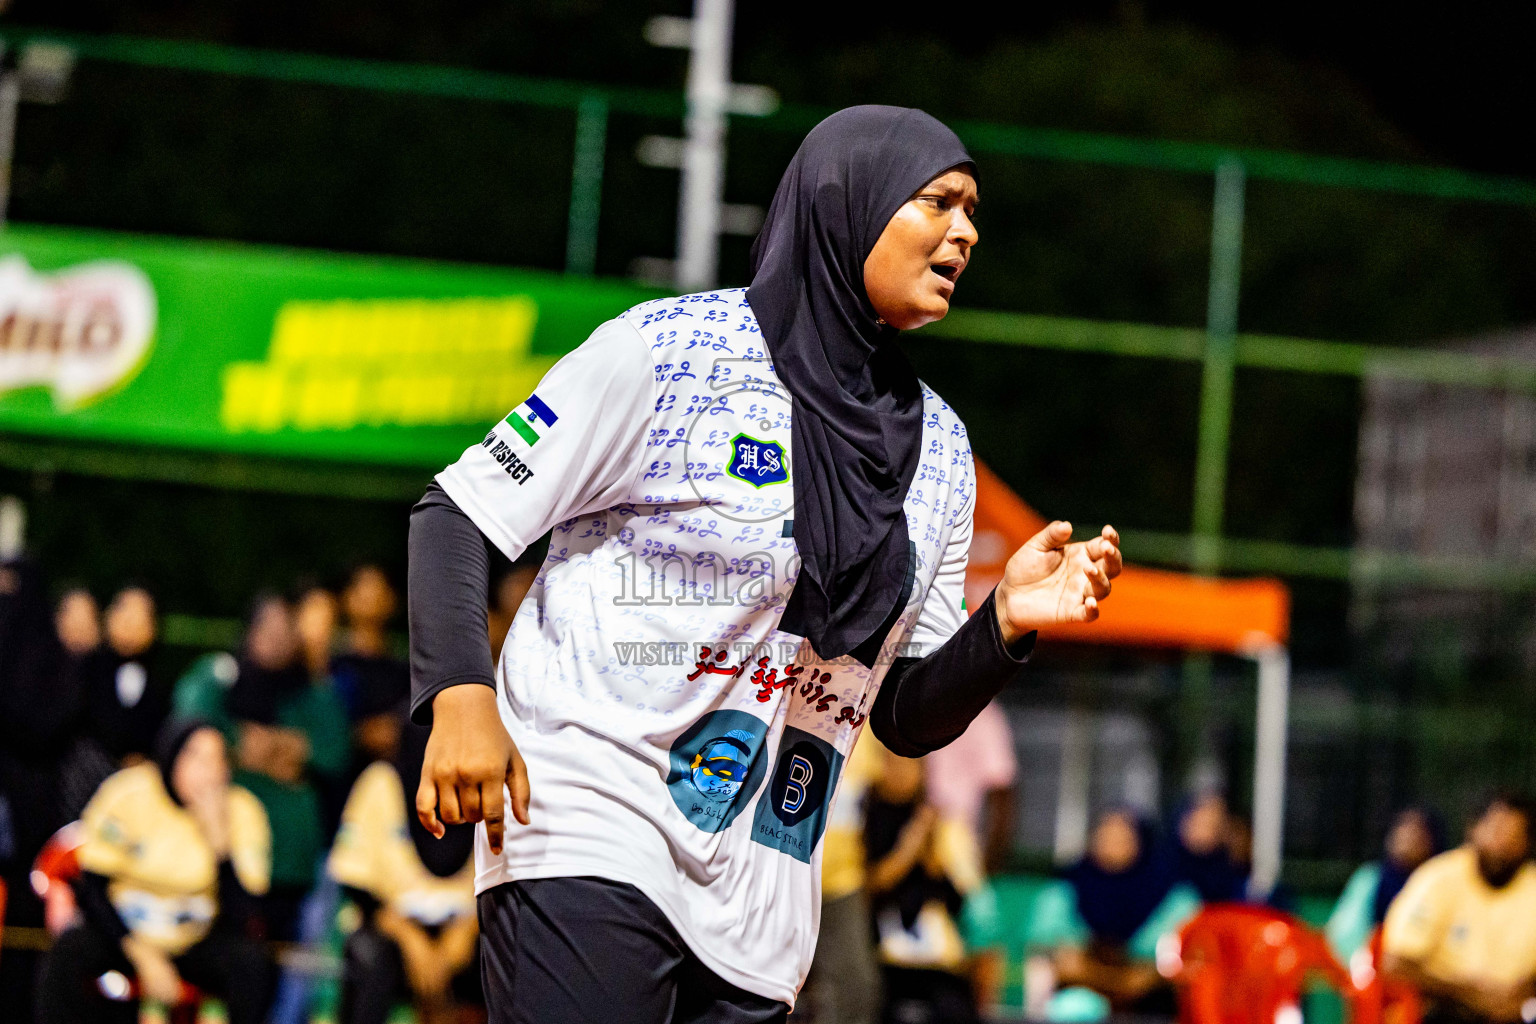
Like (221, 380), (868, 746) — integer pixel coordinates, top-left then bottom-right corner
(781, 754), (815, 814)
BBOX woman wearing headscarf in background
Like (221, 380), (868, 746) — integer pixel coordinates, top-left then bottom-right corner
(1034, 810), (1196, 1015)
(1174, 791), (1246, 903)
(1326, 806), (1447, 962)
(407, 105), (1122, 1023)
(174, 593), (331, 940)
(329, 719), (480, 1024)
(36, 717), (272, 1024)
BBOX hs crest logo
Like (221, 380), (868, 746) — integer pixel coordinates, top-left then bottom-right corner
(727, 434), (788, 488)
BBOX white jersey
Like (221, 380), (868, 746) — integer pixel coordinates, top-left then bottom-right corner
(436, 287), (974, 1004)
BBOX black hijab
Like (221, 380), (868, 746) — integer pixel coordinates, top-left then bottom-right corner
(747, 105), (974, 665)
(395, 719), (475, 877)
(153, 715), (214, 807)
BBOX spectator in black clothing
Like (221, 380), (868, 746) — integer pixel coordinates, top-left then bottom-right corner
(2, 561), (94, 1021)
(866, 753), (980, 1024)
(330, 566), (409, 765)
(82, 586), (169, 764)
(1053, 810), (1176, 1009)
(1175, 792), (1245, 903)
(35, 717), (273, 1024)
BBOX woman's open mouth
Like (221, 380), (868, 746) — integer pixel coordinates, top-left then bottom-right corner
(930, 263), (959, 282)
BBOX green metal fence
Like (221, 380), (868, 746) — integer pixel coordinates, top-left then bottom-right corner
(7, 26), (1536, 590)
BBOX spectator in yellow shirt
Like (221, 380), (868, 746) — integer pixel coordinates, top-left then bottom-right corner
(328, 717), (480, 1024)
(36, 717), (273, 1024)
(1384, 793), (1536, 1024)
(804, 731), (885, 1024)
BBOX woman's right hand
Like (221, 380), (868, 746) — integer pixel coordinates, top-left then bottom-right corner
(416, 684), (530, 855)
(122, 936), (183, 1005)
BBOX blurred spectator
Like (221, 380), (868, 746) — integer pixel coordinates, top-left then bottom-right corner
(486, 559), (539, 664)
(174, 594), (344, 940)
(81, 586), (170, 765)
(924, 700), (1017, 875)
(1041, 809), (1194, 1014)
(329, 719), (481, 1024)
(293, 584), (354, 832)
(35, 718), (272, 1024)
(1383, 793), (1536, 1024)
(804, 732), (884, 1024)
(330, 566), (410, 762)
(1224, 811), (1294, 909)
(866, 754), (984, 1024)
(1175, 792), (1245, 903)
(3, 574), (92, 857)
(2, 562), (95, 1020)
(296, 584), (340, 681)
(55, 587), (102, 658)
(1326, 806), (1445, 961)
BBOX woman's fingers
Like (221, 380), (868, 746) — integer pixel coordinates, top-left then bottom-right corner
(508, 744), (532, 827)
(416, 775), (445, 839)
(457, 775), (483, 824)
(437, 777), (464, 826)
(1026, 520), (1073, 553)
(481, 780), (506, 856)
(1086, 562), (1112, 600)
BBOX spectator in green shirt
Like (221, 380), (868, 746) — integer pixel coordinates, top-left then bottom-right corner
(173, 593), (349, 939)
(1326, 806), (1445, 962)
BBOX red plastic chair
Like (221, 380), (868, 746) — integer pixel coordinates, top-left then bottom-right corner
(1159, 904), (1355, 1024)
(1347, 928), (1422, 1024)
(31, 821), (85, 936)
(31, 822), (204, 1024)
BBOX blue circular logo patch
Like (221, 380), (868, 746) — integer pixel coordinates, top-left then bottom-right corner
(665, 709), (770, 833)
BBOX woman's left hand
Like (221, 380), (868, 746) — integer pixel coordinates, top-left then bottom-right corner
(994, 521), (1121, 647)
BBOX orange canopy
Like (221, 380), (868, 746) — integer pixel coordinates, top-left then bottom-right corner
(963, 461), (1289, 654)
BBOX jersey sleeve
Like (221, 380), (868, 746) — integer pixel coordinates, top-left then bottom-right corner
(906, 453), (975, 657)
(76, 769), (139, 879)
(1382, 858), (1450, 963)
(435, 317), (656, 561)
(327, 761), (395, 897)
(227, 786), (272, 897)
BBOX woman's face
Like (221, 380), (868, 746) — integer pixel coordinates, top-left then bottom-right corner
(295, 589), (337, 660)
(171, 727), (229, 804)
(1090, 812), (1141, 874)
(1386, 809), (1435, 870)
(248, 597), (300, 670)
(863, 168), (978, 331)
(56, 589), (101, 656)
(1180, 794), (1228, 855)
(105, 587), (157, 658)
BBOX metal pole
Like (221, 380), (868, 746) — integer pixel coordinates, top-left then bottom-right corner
(1053, 706), (1094, 865)
(1250, 643), (1291, 896)
(565, 95), (608, 276)
(1190, 157), (1247, 574)
(0, 67), (21, 227)
(674, 0), (732, 292)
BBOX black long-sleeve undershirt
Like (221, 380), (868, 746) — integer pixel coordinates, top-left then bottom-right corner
(407, 485), (1034, 748)
(408, 483), (498, 726)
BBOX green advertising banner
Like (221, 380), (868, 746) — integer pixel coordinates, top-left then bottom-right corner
(0, 224), (662, 469)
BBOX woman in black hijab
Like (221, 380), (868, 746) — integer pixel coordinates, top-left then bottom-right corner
(407, 105), (1123, 1023)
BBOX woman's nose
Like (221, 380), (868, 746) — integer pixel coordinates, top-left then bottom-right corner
(951, 211), (978, 247)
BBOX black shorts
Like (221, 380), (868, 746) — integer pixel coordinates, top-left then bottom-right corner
(478, 876), (789, 1024)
